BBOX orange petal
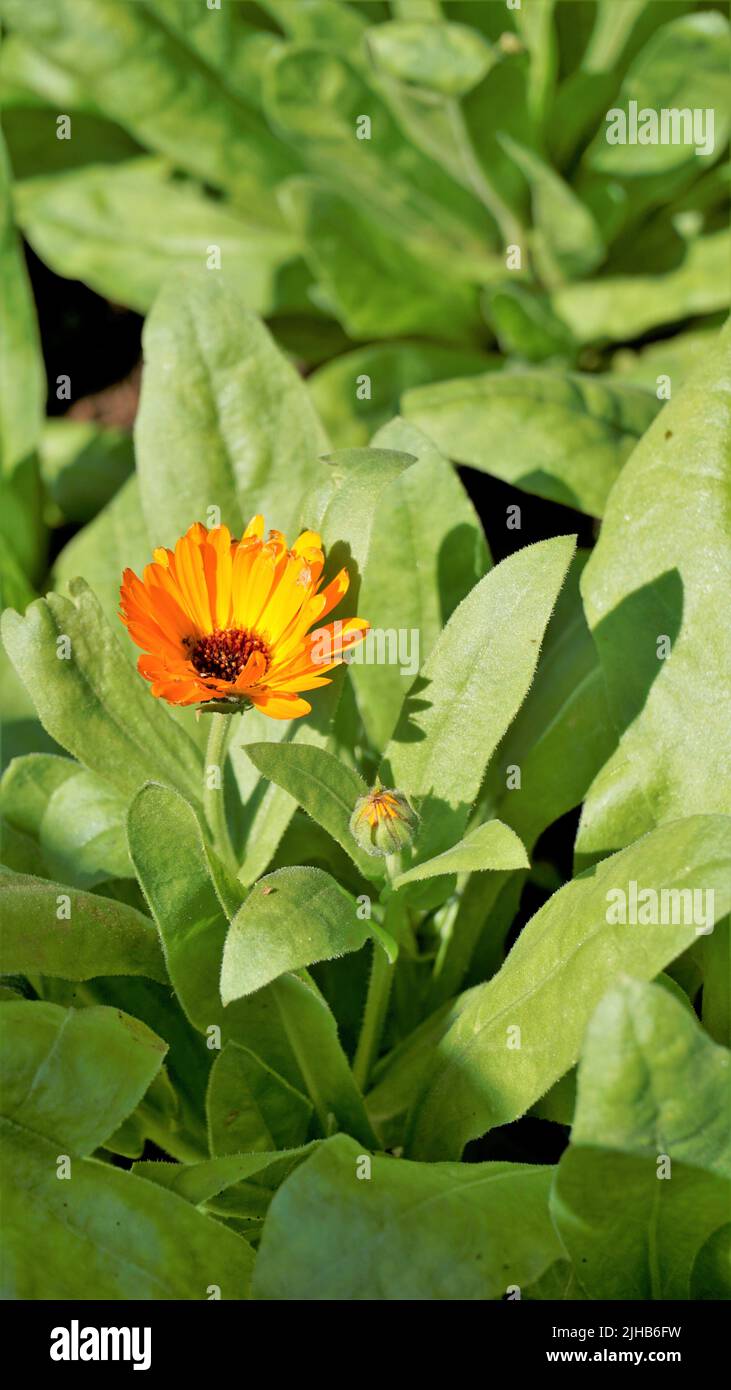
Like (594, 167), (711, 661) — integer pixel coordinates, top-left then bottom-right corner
(171, 532), (213, 633)
(248, 689), (312, 720)
(205, 525), (234, 630)
(291, 529), (322, 556)
(316, 567), (350, 621)
(232, 648), (268, 691)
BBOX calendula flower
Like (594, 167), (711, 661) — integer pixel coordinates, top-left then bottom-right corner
(349, 785), (419, 857)
(119, 518), (368, 719)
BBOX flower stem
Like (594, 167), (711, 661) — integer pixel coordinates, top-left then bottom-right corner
(353, 864), (403, 1092)
(203, 712), (236, 871)
(352, 940), (395, 1093)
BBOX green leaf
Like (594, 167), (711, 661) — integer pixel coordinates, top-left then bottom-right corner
(0, 817), (46, 876)
(0, 129), (44, 477)
(0, 752), (78, 837)
(701, 918), (731, 1048)
(498, 133), (604, 282)
(242, 742), (380, 881)
(552, 232), (730, 344)
(2, 105), (140, 180)
(365, 993), (474, 1150)
(576, 321), (731, 865)
(279, 177), (482, 342)
(1, 998), (166, 1150)
(572, 978), (731, 1177)
(0, 869), (167, 983)
(0, 30), (97, 110)
(44, 974), (211, 1163)
(382, 534), (575, 861)
(313, 445), (416, 575)
(0, 0), (298, 206)
(221, 866), (370, 1004)
(128, 782), (377, 1146)
(552, 1148), (731, 1300)
(428, 565), (616, 1002)
(1, 579), (204, 806)
(365, 20), (494, 96)
(584, 11), (730, 178)
(237, 444), (418, 886)
(136, 274), (329, 549)
(253, 1133), (563, 1300)
(254, 0), (367, 49)
(15, 158), (301, 315)
(351, 417), (491, 751)
(404, 370), (659, 516)
(264, 43), (492, 271)
(483, 282), (577, 363)
(3, 1112), (255, 1297)
(308, 342), (494, 449)
(514, 0), (557, 127)
(690, 1225), (731, 1300)
(0, 129), (45, 586)
(207, 1041), (312, 1155)
(407, 814), (731, 1159)
(40, 417), (134, 525)
(473, 550), (616, 855)
(51, 475), (153, 649)
(39, 768), (131, 887)
(132, 1145), (316, 1213)
(128, 780), (245, 1035)
(394, 819), (528, 888)
(610, 326), (718, 393)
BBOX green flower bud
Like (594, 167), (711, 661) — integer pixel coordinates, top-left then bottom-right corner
(349, 786), (419, 858)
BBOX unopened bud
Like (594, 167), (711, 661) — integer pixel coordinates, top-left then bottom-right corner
(349, 786), (419, 858)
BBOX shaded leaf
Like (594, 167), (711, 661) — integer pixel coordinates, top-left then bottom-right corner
(0, 868), (166, 983)
(552, 1147), (731, 1300)
(404, 370), (658, 516)
(572, 977), (731, 1176)
(207, 1041), (312, 1155)
(1, 999), (166, 1154)
(253, 1133), (563, 1300)
(408, 814), (731, 1159)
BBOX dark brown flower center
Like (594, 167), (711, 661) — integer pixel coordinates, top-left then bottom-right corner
(186, 628), (270, 683)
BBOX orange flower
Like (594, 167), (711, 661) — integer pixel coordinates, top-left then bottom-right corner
(119, 518), (368, 719)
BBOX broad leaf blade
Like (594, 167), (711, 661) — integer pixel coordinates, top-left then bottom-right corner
(221, 866), (369, 1004)
(552, 1148), (731, 1300)
(407, 814), (731, 1159)
(1, 580), (204, 806)
(135, 274), (329, 548)
(242, 742), (379, 880)
(572, 978), (731, 1176)
(404, 370), (658, 516)
(207, 1040), (312, 1155)
(394, 819), (528, 888)
(577, 321), (731, 864)
(0, 869), (166, 984)
(382, 534), (575, 861)
(253, 1133), (563, 1301)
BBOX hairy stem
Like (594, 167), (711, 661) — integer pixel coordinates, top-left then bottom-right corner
(203, 712), (237, 871)
(353, 941), (395, 1094)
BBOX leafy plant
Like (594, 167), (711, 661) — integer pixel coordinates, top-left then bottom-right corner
(1, 0), (730, 1303)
